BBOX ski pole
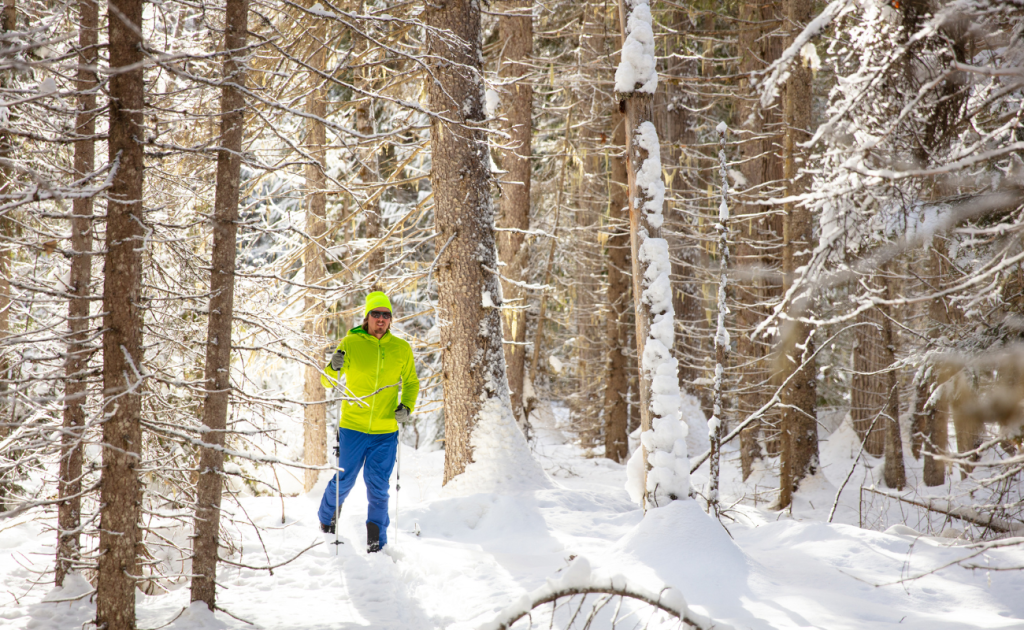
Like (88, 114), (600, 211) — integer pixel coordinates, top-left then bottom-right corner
(394, 437), (401, 547)
(334, 429), (340, 555)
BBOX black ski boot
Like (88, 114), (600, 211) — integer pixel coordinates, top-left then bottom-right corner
(366, 522), (381, 553)
(320, 506), (342, 534)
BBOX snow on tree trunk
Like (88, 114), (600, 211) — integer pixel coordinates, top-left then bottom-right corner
(191, 0), (247, 609)
(425, 0), (548, 493)
(707, 122), (731, 517)
(98, 0), (145, 626)
(57, 0), (97, 587)
(617, 0), (690, 509)
(302, 10), (328, 493)
(495, 0), (532, 431)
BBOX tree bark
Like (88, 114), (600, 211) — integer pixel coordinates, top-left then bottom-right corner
(916, 371), (949, 487)
(616, 0), (688, 507)
(736, 0), (784, 467)
(355, 28), (384, 274)
(424, 0), (513, 483)
(708, 125), (731, 517)
(604, 114), (630, 463)
(57, 0), (97, 587)
(191, 0), (247, 609)
(0, 0), (16, 513)
(302, 12), (328, 493)
(917, 244), (950, 486)
(879, 267), (905, 489)
(496, 0), (532, 431)
(570, 1), (606, 445)
(776, 0), (818, 509)
(850, 306), (888, 457)
(97, 0), (145, 626)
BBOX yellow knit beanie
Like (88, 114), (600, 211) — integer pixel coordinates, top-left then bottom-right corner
(364, 291), (393, 316)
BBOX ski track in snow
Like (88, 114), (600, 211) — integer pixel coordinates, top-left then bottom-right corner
(2, 403), (1024, 630)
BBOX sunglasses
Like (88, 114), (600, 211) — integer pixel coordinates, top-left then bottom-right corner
(369, 310), (392, 320)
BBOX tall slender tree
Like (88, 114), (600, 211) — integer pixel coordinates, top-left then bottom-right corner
(355, 22), (384, 274)
(0, 0), (16, 512)
(495, 0), (533, 430)
(604, 114), (631, 463)
(302, 10), (328, 492)
(97, 0), (146, 626)
(616, 0), (690, 507)
(735, 0), (784, 472)
(879, 265), (905, 489)
(191, 0), (248, 608)
(56, 0), (98, 587)
(574, 0), (608, 443)
(776, 0), (818, 509)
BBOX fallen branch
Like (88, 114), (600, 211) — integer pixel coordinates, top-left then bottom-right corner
(480, 557), (729, 630)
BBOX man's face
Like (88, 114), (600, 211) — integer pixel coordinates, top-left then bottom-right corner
(368, 308), (392, 337)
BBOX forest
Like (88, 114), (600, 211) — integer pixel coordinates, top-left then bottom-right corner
(0, 0), (1023, 628)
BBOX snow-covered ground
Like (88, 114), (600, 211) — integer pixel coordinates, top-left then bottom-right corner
(2, 402), (1023, 630)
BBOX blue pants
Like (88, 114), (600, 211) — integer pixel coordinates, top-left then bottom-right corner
(318, 428), (398, 547)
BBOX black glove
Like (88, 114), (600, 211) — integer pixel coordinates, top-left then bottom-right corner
(395, 403), (411, 425)
(330, 350), (345, 371)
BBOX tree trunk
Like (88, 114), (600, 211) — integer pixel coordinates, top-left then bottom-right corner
(191, 0), (247, 609)
(850, 306), (888, 457)
(916, 370), (949, 487)
(708, 124), (731, 517)
(302, 12), (328, 493)
(496, 0), (532, 431)
(776, 0), (818, 509)
(0, 0), (15, 513)
(736, 0), (784, 468)
(424, 0), (517, 483)
(97, 0), (145, 626)
(617, 0), (689, 508)
(355, 30), (384, 274)
(917, 244), (950, 486)
(604, 114), (630, 463)
(57, 0), (97, 587)
(879, 267), (905, 489)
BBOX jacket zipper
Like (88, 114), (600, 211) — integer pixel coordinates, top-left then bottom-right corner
(369, 336), (381, 432)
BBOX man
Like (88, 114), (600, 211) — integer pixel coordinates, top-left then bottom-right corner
(318, 291), (419, 553)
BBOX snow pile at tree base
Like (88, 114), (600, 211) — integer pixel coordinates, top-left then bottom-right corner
(443, 393), (552, 497)
(615, 500), (750, 611)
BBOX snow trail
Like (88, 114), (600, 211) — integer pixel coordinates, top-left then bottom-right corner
(3, 402), (1024, 630)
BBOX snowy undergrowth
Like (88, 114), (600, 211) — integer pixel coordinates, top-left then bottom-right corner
(3, 402), (1024, 630)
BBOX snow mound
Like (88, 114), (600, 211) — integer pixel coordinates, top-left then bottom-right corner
(616, 500), (750, 606)
(442, 393), (553, 497)
(164, 602), (230, 630)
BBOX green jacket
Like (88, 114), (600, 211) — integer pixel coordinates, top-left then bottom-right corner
(321, 327), (419, 434)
